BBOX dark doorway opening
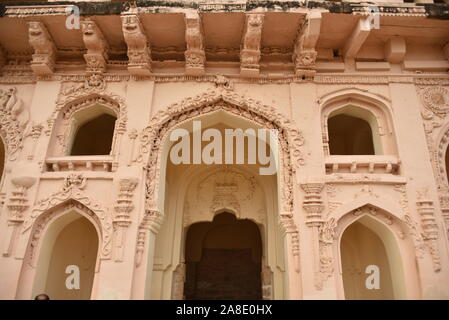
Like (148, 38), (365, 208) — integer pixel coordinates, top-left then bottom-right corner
(184, 212), (262, 300)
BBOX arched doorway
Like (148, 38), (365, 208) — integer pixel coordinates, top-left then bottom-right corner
(340, 215), (402, 300)
(184, 212), (262, 300)
(32, 211), (99, 300)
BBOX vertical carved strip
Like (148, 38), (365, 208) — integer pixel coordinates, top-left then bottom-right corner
(113, 178), (138, 262)
(416, 189), (441, 272)
(301, 183), (328, 290)
(3, 176), (35, 257)
(279, 212), (300, 273)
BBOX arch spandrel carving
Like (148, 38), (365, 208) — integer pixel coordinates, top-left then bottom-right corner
(21, 174), (113, 260)
(0, 87), (30, 161)
(46, 75), (127, 137)
(183, 167), (266, 227)
(135, 85), (305, 230)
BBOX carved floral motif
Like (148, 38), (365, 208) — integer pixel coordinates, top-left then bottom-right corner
(0, 87), (29, 160)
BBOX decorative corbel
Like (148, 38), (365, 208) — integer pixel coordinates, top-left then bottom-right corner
(293, 11), (321, 77)
(27, 21), (56, 76)
(121, 14), (152, 76)
(184, 11), (205, 75)
(240, 13), (264, 77)
(81, 19), (109, 73)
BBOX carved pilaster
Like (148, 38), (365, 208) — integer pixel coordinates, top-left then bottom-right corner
(3, 176), (35, 257)
(240, 13), (264, 77)
(184, 11), (205, 75)
(293, 11), (321, 77)
(135, 209), (163, 266)
(416, 189), (441, 272)
(279, 212), (300, 273)
(27, 21), (56, 76)
(113, 178), (138, 262)
(301, 183), (326, 290)
(81, 19), (109, 73)
(121, 14), (152, 76)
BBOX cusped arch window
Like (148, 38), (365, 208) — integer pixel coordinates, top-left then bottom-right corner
(321, 94), (397, 157)
(327, 107), (380, 155)
(69, 110), (117, 156)
(46, 96), (124, 172)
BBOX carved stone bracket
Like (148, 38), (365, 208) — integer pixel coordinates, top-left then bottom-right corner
(416, 188), (441, 272)
(121, 14), (152, 76)
(81, 19), (109, 73)
(293, 11), (321, 77)
(113, 178), (138, 262)
(185, 11), (205, 75)
(27, 21), (56, 76)
(240, 13), (264, 77)
(0, 87), (29, 161)
(2, 176), (36, 257)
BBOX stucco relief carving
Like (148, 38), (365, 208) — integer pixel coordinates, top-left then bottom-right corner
(417, 83), (449, 244)
(279, 212), (300, 273)
(113, 178), (138, 262)
(45, 75), (127, 169)
(0, 87), (29, 160)
(3, 176), (36, 257)
(301, 183), (330, 290)
(416, 188), (441, 272)
(420, 86), (449, 118)
(134, 85), (304, 268)
(21, 174), (113, 260)
(184, 167), (260, 225)
(136, 85), (304, 217)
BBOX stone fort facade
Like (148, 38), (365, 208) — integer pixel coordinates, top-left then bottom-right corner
(0, 0), (449, 299)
